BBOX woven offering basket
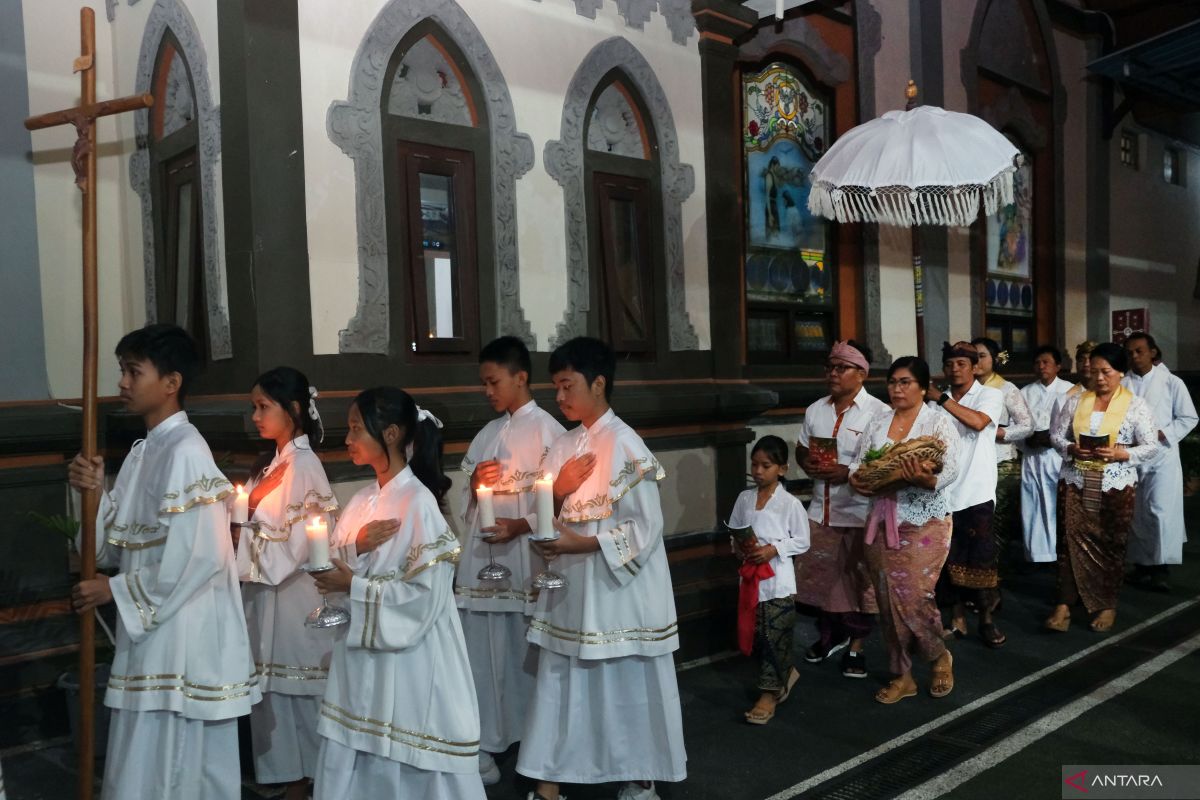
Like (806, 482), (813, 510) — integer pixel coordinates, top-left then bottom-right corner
(854, 436), (947, 494)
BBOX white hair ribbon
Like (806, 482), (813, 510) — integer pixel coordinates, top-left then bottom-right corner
(307, 386), (325, 443)
(415, 404), (443, 429)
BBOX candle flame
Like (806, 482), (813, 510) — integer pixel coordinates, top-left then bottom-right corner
(236, 484), (246, 495)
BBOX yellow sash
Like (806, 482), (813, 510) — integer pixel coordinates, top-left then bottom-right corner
(983, 372), (1005, 389)
(1072, 386), (1132, 471)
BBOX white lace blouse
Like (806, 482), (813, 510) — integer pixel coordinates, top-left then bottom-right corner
(994, 380), (1034, 462)
(850, 404), (962, 528)
(1050, 392), (1160, 491)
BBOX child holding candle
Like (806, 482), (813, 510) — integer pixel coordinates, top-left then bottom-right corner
(235, 367), (341, 800)
(728, 436), (810, 725)
(310, 387), (484, 798)
(65, 324), (259, 800)
(518, 337), (686, 800)
(457, 336), (565, 784)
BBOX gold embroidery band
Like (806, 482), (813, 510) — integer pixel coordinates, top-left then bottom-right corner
(560, 462), (666, 523)
(106, 535), (168, 550)
(255, 662), (328, 681)
(107, 672), (258, 701)
(124, 573), (148, 630)
(320, 701), (479, 757)
(455, 586), (537, 602)
(405, 547), (462, 580)
(529, 618), (678, 644)
(132, 572), (157, 628)
(404, 529), (458, 574)
(160, 488), (234, 515)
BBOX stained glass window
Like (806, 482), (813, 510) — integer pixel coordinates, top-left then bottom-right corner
(742, 63), (834, 363)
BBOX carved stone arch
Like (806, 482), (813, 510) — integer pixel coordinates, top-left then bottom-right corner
(329, 0), (535, 354)
(130, 0), (232, 359)
(545, 36), (698, 350)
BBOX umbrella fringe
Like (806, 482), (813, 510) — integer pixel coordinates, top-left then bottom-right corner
(810, 168), (1016, 228)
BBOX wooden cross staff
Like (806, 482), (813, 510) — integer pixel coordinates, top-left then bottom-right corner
(24, 9), (152, 800)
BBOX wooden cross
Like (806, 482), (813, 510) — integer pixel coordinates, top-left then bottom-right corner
(23, 9), (153, 800)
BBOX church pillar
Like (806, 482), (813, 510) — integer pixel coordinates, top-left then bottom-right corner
(217, 0), (314, 383)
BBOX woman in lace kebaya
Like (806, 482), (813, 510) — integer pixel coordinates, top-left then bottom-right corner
(1046, 343), (1160, 633)
(849, 357), (961, 704)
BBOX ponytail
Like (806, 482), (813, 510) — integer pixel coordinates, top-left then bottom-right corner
(352, 387), (451, 506)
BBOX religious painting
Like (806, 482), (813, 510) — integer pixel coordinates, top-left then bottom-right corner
(985, 149), (1033, 318)
(744, 65), (827, 255)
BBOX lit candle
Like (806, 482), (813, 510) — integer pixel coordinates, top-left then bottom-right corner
(476, 484), (496, 529)
(306, 516), (330, 569)
(534, 473), (555, 539)
(232, 485), (249, 525)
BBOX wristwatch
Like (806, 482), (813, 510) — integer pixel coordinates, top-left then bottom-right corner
(936, 393), (950, 406)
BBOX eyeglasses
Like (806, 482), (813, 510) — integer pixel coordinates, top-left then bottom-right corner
(824, 363), (861, 375)
(886, 378), (918, 388)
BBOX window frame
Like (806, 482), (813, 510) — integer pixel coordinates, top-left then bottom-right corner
(581, 72), (668, 361)
(379, 22), (495, 362)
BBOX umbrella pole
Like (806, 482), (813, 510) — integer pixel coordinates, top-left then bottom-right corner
(912, 224), (925, 360)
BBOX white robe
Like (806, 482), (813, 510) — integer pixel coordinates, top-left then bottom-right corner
(990, 378), (1034, 462)
(1123, 364), (1199, 565)
(1019, 377), (1073, 562)
(456, 400), (563, 753)
(315, 467), (484, 799)
(517, 409), (686, 784)
(237, 435), (339, 783)
(87, 411), (260, 800)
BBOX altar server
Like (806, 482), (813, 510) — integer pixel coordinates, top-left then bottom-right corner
(1019, 346), (1073, 563)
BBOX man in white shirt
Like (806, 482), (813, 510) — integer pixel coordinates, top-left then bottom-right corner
(928, 341), (1006, 648)
(1019, 345), (1074, 563)
(794, 340), (887, 678)
(1122, 333), (1198, 592)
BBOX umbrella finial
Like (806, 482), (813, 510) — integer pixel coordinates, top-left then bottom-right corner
(905, 80), (919, 111)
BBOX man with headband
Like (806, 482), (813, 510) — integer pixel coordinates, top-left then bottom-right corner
(795, 340), (887, 677)
(928, 341), (1006, 648)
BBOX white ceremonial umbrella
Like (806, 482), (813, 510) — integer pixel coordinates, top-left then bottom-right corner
(806, 82), (1020, 355)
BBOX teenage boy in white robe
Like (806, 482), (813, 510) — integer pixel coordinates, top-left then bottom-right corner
(518, 337), (686, 800)
(457, 336), (565, 784)
(1122, 333), (1198, 591)
(67, 324), (260, 800)
(1019, 345), (1073, 563)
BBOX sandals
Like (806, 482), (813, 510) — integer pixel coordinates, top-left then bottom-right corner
(744, 698), (776, 725)
(776, 667), (801, 703)
(1044, 607), (1071, 632)
(1090, 609), (1116, 632)
(979, 622), (1006, 648)
(929, 651), (954, 698)
(875, 677), (917, 704)
(841, 649), (867, 679)
(944, 617), (968, 640)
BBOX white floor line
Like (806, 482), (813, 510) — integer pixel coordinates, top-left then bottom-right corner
(677, 649), (739, 673)
(896, 630), (1200, 800)
(762, 595), (1200, 800)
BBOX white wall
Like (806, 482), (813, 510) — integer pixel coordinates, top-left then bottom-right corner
(1108, 111), (1200, 370)
(22, 0), (223, 399)
(298, 0), (710, 355)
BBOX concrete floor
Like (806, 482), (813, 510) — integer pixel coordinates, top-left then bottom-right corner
(3, 498), (1198, 800)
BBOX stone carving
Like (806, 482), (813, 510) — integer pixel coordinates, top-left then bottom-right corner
(545, 36), (698, 350)
(586, 84), (646, 159)
(130, 0), (232, 360)
(387, 36), (473, 126)
(161, 54), (196, 139)
(613, 0), (656, 30)
(573, 0), (605, 19)
(657, 0), (696, 45)
(329, 0), (534, 353)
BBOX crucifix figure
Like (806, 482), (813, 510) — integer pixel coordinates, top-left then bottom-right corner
(24, 8), (153, 800)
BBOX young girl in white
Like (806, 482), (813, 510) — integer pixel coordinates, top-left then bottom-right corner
(729, 435), (811, 725)
(311, 387), (484, 799)
(237, 367), (338, 800)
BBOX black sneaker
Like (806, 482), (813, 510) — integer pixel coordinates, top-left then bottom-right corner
(803, 637), (850, 663)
